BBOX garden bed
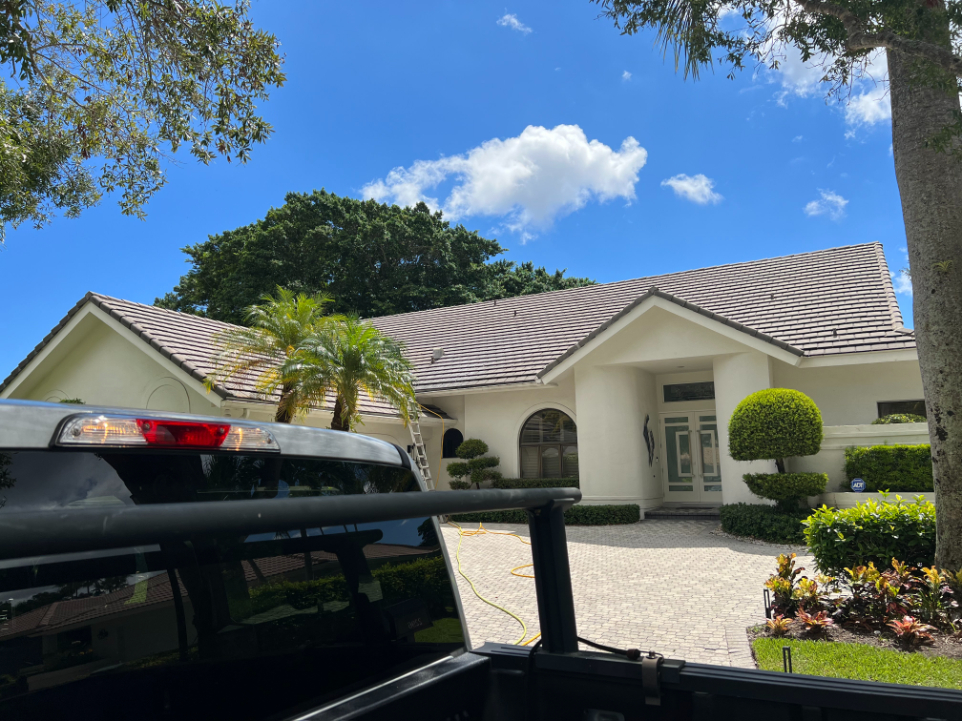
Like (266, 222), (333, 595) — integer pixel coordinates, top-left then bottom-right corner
(749, 623), (962, 662)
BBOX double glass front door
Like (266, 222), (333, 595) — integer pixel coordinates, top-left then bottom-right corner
(662, 413), (723, 503)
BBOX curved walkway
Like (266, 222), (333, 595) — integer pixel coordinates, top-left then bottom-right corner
(441, 519), (812, 667)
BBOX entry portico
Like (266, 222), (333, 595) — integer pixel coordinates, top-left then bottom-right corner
(1, 242), (925, 509)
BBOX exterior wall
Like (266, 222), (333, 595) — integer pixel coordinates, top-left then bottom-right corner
(772, 360), (924, 426)
(7, 314), (218, 415)
(462, 378), (577, 481)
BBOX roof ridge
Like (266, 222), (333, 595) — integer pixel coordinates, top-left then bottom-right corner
(372, 242), (885, 323)
(871, 244), (911, 333)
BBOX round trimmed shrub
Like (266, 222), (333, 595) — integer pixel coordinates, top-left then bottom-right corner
(871, 413), (926, 425)
(728, 389), (823, 462)
(456, 439), (488, 459)
(744, 472), (828, 509)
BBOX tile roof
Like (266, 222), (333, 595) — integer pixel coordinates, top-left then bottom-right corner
(371, 242), (914, 392)
(1, 243), (914, 403)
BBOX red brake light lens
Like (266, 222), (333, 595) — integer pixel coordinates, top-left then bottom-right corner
(57, 414), (280, 452)
(136, 420), (230, 448)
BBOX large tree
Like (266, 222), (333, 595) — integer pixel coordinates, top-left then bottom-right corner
(594, 0), (962, 568)
(155, 189), (595, 323)
(0, 0), (284, 242)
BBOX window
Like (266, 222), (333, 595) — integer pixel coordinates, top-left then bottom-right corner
(442, 428), (464, 458)
(663, 382), (715, 403)
(519, 410), (578, 479)
(0, 451), (464, 718)
(877, 400), (926, 419)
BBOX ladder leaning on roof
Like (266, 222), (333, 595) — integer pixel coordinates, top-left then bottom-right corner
(407, 406), (434, 489)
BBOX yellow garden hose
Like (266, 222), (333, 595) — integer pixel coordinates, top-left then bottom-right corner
(447, 520), (541, 646)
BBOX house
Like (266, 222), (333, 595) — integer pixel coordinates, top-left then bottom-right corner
(1, 242), (929, 509)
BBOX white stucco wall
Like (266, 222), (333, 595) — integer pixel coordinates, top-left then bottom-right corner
(7, 313), (218, 414)
(772, 359), (924, 426)
(462, 377), (577, 480)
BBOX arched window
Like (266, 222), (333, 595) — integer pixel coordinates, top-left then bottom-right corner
(520, 409), (578, 479)
(442, 428), (464, 458)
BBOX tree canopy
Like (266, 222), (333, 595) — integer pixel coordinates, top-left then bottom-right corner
(156, 189), (596, 323)
(0, 0), (285, 242)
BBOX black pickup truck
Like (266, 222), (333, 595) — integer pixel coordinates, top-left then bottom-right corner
(0, 400), (959, 720)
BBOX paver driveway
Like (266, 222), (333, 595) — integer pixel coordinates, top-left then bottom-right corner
(441, 519), (812, 667)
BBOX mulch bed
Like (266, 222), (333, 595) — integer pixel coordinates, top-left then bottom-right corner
(747, 623), (962, 661)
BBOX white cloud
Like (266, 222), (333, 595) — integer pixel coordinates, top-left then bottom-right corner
(803, 189), (848, 220)
(660, 174), (723, 204)
(844, 82), (892, 132)
(497, 13), (532, 34)
(892, 269), (913, 296)
(362, 124), (648, 239)
(792, 135), (803, 143)
(622, 70), (632, 81)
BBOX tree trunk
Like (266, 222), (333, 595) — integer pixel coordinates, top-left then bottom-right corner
(888, 47), (962, 570)
(330, 395), (349, 432)
(275, 383), (295, 424)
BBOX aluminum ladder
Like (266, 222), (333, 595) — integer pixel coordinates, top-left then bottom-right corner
(408, 407), (433, 489)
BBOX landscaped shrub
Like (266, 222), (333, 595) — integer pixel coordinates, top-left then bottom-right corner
(743, 473), (828, 503)
(872, 413), (926, 425)
(844, 444), (933, 492)
(804, 496), (936, 575)
(720, 503), (809, 544)
(728, 389), (828, 510)
(452, 504), (640, 526)
(447, 439), (501, 489)
(729, 389), (823, 462)
(490, 477), (580, 489)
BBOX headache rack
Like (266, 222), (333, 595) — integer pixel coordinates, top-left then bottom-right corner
(2, 488), (961, 721)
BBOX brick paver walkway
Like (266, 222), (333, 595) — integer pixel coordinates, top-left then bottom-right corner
(442, 519), (812, 667)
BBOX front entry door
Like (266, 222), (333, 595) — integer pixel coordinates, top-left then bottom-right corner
(661, 413), (723, 504)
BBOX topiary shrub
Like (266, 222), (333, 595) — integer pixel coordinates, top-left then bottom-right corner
(728, 389), (827, 511)
(447, 439), (501, 489)
(743, 473), (828, 503)
(720, 503), (809, 544)
(872, 413), (926, 425)
(844, 444), (933, 492)
(448, 480), (471, 490)
(729, 389), (823, 463)
(803, 496), (936, 575)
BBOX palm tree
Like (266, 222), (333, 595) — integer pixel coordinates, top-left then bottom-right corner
(286, 316), (417, 432)
(206, 288), (333, 423)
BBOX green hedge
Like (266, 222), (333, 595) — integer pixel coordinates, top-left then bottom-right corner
(728, 389), (823, 461)
(872, 413), (926, 425)
(804, 496), (936, 574)
(719, 503), (809, 544)
(844, 444), (933, 492)
(490, 478), (580, 489)
(452, 504), (639, 526)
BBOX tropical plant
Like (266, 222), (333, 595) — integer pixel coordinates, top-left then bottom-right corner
(765, 615), (794, 636)
(887, 616), (936, 646)
(156, 190), (595, 323)
(728, 389), (828, 511)
(0, 0), (284, 242)
(765, 553), (806, 616)
(206, 288), (333, 423)
(593, 0), (962, 574)
(795, 609), (834, 635)
(287, 315), (417, 432)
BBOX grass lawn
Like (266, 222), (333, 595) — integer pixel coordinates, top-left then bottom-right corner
(414, 617), (465, 644)
(753, 638), (962, 689)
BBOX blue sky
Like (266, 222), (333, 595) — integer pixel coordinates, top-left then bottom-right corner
(0, 1), (910, 379)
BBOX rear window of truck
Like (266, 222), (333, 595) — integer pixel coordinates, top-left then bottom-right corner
(0, 450), (464, 720)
